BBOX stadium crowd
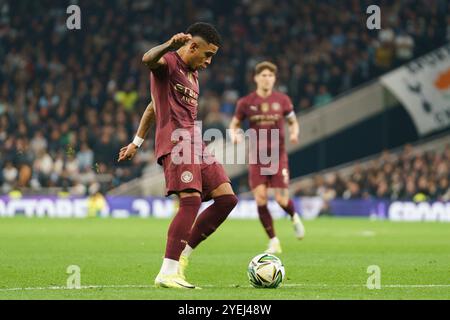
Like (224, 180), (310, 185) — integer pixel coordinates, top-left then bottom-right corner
(0, 0), (448, 194)
(296, 144), (450, 202)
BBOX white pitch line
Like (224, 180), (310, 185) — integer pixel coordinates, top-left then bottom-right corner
(281, 284), (450, 288)
(379, 284), (450, 288)
(1, 283), (449, 292)
(0, 284), (154, 292)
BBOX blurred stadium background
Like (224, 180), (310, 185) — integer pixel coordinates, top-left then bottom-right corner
(0, 0), (449, 221)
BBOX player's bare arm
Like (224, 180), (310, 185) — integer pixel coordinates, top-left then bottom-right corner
(117, 101), (155, 162)
(229, 116), (243, 144)
(287, 113), (299, 144)
(142, 33), (192, 69)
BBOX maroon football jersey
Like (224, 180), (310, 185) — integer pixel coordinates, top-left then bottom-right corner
(235, 91), (294, 165)
(150, 51), (201, 163)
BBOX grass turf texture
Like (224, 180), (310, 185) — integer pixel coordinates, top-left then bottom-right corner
(0, 217), (449, 300)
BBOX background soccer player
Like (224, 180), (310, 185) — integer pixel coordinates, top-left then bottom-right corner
(119, 23), (238, 289)
(229, 61), (305, 254)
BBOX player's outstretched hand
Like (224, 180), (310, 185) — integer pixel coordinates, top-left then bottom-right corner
(230, 132), (243, 144)
(117, 143), (138, 162)
(235, 134), (243, 144)
(289, 133), (299, 145)
(168, 33), (192, 50)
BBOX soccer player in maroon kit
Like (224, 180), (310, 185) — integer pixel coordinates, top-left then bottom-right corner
(229, 61), (305, 254)
(118, 23), (238, 289)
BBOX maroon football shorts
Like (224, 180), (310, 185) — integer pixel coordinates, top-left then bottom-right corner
(248, 153), (289, 190)
(160, 147), (231, 202)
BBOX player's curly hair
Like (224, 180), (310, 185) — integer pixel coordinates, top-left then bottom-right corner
(186, 22), (222, 47)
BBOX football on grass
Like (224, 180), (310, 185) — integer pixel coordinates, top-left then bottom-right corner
(247, 253), (285, 288)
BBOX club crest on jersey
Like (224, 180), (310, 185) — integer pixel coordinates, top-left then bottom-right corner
(261, 102), (270, 113)
(181, 171), (193, 183)
(272, 102), (281, 111)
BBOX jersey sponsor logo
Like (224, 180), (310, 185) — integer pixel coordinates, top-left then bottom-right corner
(181, 171), (194, 183)
(272, 102), (281, 111)
(174, 83), (199, 107)
(249, 114), (280, 125)
(174, 84), (198, 99)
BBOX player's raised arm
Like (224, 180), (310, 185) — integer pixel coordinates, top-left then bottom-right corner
(142, 33), (192, 69)
(286, 112), (299, 144)
(229, 116), (243, 144)
(117, 101), (155, 162)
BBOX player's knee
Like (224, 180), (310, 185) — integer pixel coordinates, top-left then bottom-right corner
(219, 194), (238, 211)
(255, 195), (268, 206)
(229, 194), (238, 208)
(179, 195), (202, 210)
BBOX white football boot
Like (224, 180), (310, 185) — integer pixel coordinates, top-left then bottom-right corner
(154, 273), (201, 289)
(292, 213), (305, 240)
(265, 237), (282, 254)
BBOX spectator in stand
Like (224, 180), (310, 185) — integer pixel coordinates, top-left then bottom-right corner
(77, 143), (94, 171)
(2, 161), (18, 193)
(313, 85), (333, 107)
(394, 30), (415, 67)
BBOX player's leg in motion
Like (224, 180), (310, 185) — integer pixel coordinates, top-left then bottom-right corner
(155, 191), (202, 289)
(253, 184), (282, 254)
(179, 183), (238, 278)
(188, 183), (237, 247)
(274, 188), (305, 240)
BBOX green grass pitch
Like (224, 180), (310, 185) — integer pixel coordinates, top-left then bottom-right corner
(0, 217), (449, 299)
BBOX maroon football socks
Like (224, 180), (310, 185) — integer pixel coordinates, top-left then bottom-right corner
(187, 194), (238, 249)
(281, 199), (296, 217)
(165, 196), (201, 260)
(257, 205), (276, 238)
